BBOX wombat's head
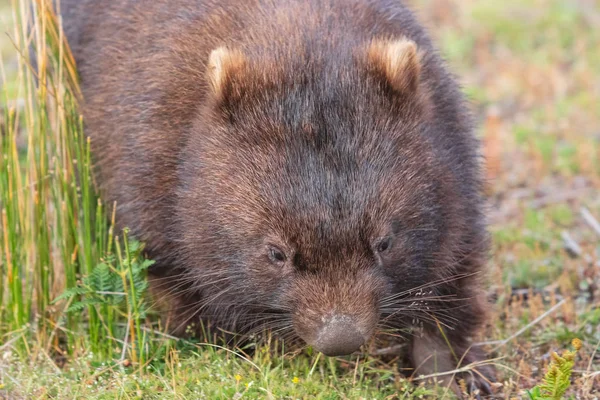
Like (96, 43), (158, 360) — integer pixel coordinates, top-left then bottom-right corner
(176, 39), (480, 355)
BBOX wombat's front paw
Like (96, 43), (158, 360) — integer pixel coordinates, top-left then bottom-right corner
(410, 333), (496, 399)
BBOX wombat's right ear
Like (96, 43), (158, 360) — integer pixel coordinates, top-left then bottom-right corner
(367, 38), (422, 95)
(207, 47), (246, 101)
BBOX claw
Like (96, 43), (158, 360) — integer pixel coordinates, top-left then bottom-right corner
(477, 378), (493, 396)
(465, 372), (495, 399)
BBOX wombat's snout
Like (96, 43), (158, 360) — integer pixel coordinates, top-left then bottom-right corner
(312, 315), (366, 356)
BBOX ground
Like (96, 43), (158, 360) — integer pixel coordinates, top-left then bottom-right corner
(0, 0), (599, 398)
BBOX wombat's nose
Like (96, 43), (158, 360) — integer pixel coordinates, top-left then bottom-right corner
(313, 315), (365, 356)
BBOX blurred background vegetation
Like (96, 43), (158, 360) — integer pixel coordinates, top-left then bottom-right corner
(0, 0), (598, 398)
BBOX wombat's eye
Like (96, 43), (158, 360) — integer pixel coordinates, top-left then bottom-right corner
(268, 246), (287, 264)
(376, 237), (392, 253)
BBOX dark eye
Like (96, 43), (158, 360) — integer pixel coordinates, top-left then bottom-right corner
(268, 246), (287, 264)
(376, 237), (392, 254)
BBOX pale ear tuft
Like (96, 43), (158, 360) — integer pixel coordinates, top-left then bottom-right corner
(207, 47), (246, 98)
(368, 38), (422, 94)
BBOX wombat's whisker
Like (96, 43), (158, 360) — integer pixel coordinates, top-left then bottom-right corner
(190, 276), (236, 291)
(170, 287), (237, 329)
(422, 311), (458, 328)
(247, 321), (294, 338)
(148, 275), (196, 290)
(380, 303), (460, 328)
(150, 271), (230, 293)
(146, 276), (237, 310)
(146, 273), (188, 283)
(161, 276), (233, 299)
(381, 272), (479, 303)
(379, 294), (465, 309)
(150, 277), (195, 293)
(237, 314), (289, 331)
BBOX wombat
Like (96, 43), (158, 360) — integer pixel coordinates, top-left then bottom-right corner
(58, 0), (493, 394)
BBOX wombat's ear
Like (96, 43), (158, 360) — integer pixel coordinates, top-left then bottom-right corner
(207, 47), (246, 100)
(367, 38), (422, 95)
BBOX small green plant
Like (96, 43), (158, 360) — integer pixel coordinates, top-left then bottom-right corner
(527, 338), (582, 400)
(53, 230), (155, 363)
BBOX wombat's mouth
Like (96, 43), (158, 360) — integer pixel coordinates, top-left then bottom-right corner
(302, 314), (370, 356)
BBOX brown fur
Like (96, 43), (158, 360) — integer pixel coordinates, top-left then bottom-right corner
(57, 0), (494, 395)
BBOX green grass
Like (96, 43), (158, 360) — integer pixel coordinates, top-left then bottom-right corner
(1, 0), (600, 398)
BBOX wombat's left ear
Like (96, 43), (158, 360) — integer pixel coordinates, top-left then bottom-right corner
(207, 47), (246, 101)
(367, 38), (422, 95)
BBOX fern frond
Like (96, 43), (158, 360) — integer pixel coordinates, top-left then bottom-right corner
(532, 338), (581, 400)
(52, 286), (89, 303)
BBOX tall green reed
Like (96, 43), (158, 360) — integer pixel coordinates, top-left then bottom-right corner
(0, 0), (163, 365)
